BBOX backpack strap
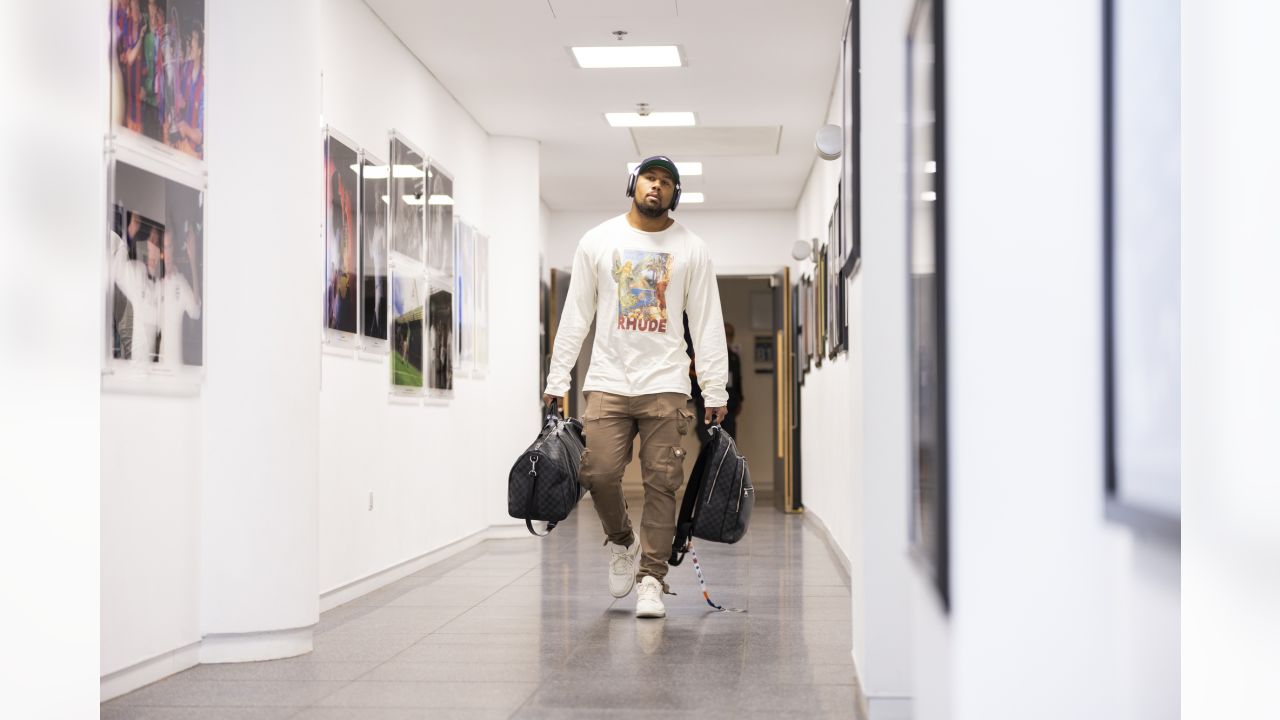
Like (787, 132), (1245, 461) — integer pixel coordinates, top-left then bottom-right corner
(669, 434), (714, 565)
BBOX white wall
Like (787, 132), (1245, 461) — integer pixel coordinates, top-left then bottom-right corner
(2, 1), (103, 715)
(793, 40), (916, 718)
(317, 0), (546, 594)
(917, 1), (1179, 718)
(200, 0), (322, 652)
(102, 0), (328, 681)
(1184, 1), (1280, 716)
(102, 0), (548, 695)
(546, 209), (796, 275)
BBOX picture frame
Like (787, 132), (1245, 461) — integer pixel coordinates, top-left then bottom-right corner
(841, 1), (863, 279)
(359, 150), (390, 353)
(753, 335), (775, 374)
(104, 143), (206, 386)
(454, 217), (475, 374)
(473, 230), (490, 376)
(814, 246), (827, 368)
(425, 159), (455, 277)
(426, 281), (455, 398)
(110, 0), (207, 162)
(1101, 0), (1180, 540)
(323, 127), (360, 346)
(388, 131), (426, 266)
(907, 0), (950, 610)
(389, 270), (426, 396)
(828, 191), (849, 357)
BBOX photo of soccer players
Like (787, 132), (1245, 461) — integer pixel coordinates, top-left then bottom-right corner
(324, 131), (359, 338)
(111, 0), (206, 159)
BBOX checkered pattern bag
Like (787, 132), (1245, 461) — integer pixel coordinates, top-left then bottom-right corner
(508, 409), (586, 536)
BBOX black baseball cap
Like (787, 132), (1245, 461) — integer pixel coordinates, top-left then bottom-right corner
(635, 156), (681, 186)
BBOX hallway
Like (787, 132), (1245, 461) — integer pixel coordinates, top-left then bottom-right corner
(102, 498), (859, 719)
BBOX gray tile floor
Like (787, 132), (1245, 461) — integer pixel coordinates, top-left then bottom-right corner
(103, 492), (861, 719)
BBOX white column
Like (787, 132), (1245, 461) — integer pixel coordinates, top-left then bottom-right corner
(200, 0), (321, 661)
(482, 136), (544, 529)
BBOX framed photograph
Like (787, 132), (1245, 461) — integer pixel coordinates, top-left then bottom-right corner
(1102, 0), (1180, 539)
(828, 193), (848, 357)
(426, 160), (455, 277)
(110, 0), (206, 160)
(390, 271), (426, 394)
(814, 251), (826, 368)
(907, 0), (950, 610)
(454, 218), (475, 372)
(427, 283), (455, 398)
(106, 150), (204, 378)
(388, 131), (425, 266)
(841, 2), (863, 279)
(474, 230), (490, 375)
(323, 128), (359, 344)
(360, 151), (390, 352)
(802, 273), (815, 372)
(753, 335), (775, 374)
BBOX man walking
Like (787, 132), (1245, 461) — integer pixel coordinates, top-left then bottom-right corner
(543, 156), (729, 618)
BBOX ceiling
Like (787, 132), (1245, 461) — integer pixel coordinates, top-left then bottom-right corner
(363, 0), (849, 212)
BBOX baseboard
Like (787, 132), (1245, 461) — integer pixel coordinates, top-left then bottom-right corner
(200, 626), (313, 664)
(802, 507), (853, 583)
(318, 523), (531, 612)
(100, 641), (200, 702)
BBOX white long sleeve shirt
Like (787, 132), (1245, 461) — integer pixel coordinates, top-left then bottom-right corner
(544, 214), (729, 407)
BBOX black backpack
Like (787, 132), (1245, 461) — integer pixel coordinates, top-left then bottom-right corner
(508, 408), (586, 536)
(669, 425), (754, 565)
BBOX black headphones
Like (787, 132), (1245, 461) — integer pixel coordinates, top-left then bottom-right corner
(626, 156), (682, 212)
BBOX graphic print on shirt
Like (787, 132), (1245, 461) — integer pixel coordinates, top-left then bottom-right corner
(612, 248), (674, 333)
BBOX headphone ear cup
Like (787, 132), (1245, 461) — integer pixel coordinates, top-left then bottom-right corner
(669, 185), (681, 212)
(626, 172), (637, 198)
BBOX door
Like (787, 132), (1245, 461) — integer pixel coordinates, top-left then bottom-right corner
(773, 267), (802, 512)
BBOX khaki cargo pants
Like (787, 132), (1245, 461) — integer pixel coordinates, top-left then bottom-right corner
(579, 391), (694, 587)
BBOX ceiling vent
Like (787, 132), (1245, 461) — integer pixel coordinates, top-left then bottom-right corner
(630, 126), (782, 157)
(548, 0), (677, 19)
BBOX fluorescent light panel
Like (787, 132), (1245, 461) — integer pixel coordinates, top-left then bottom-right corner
(681, 192), (705, 204)
(628, 161), (703, 176)
(427, 195), (454, 206)
(572, 45), (683, 69)
(605, 111), (696, 127)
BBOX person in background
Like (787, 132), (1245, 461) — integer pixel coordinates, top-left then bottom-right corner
(723, 322), (744, 439)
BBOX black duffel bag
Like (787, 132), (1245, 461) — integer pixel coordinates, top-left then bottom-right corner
(508, 407), (586, 536)
(669, 424), (754, 565)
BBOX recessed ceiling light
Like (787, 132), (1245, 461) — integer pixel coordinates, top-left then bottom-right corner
(921, 191), (937, 202)
(571, 45), (683, 69)
(924, 161), (937, 174)
(681, 192), (705, 204)
(605, 112), (696, 128)
(627, 161), (703, 176)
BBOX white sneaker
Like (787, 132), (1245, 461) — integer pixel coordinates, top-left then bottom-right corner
(635, 576), (666, 618)
(608, 538), (641, 598)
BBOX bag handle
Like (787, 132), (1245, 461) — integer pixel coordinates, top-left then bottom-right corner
(523, 453), (556, 537)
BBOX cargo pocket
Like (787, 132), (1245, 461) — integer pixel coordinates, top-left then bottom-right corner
(641, 444), (687, 492)
(676, 408), (695, 436)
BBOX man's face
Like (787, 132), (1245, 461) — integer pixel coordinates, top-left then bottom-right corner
(633, 167), (675, 217)
(146, 235), (163, 277)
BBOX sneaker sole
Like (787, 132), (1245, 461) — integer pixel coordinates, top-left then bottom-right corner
(610, 583), (635, 599)
(636, 606), (666, 619)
